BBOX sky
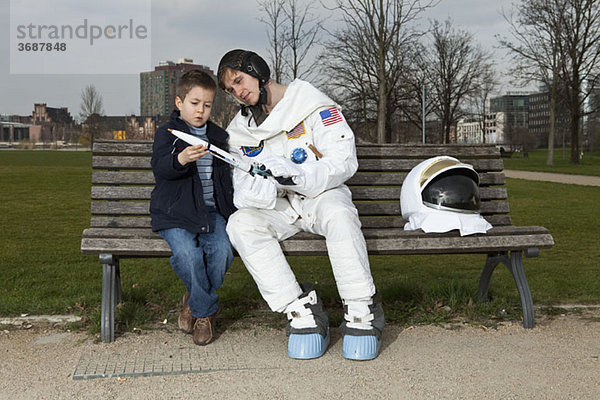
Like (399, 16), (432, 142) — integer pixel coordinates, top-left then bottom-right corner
(1, 0), (521, 119)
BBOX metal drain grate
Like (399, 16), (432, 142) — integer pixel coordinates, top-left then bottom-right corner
(73, 341), (266, 380)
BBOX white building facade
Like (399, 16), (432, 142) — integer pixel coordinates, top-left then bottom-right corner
(456, 112), (506, 144)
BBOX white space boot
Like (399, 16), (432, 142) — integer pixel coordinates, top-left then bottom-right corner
(340, 294), (385, 361)
(284, 283), (330, 359)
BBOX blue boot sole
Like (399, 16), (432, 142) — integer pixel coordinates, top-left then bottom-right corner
(342, 334), (381, 361)
(288, 331), (330, 359)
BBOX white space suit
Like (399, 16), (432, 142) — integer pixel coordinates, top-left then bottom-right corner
(225, 79), (376, 313)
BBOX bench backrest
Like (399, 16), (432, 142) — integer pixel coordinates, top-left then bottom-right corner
(89, 140), (510, 231)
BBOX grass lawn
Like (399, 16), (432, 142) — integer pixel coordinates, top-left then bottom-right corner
(1, 150), (599, 335)
(503, 148), (600, 176)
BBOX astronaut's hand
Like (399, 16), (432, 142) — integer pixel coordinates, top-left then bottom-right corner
(234, 173), (277, 209)
(261, 156), (305, 187)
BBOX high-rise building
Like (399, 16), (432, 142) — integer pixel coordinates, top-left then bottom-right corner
(140, 58), (214, 117)
(527, 85), (571, 148)
(489, 93), (531, 147)
(489, 93), (530, 128)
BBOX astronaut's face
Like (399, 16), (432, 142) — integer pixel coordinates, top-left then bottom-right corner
(221, 69), (260, 106)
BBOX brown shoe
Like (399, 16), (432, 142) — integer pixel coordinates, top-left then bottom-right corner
(192, 307), (220, 346)
(178, 292), (196, 334)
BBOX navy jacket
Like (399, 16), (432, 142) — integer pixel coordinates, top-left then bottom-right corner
(150, 110), (236, 234)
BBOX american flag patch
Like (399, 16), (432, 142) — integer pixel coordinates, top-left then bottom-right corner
(320, 107), (343, 126)
(286, 122), (306, 139)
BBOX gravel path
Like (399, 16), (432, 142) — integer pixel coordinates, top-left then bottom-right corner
(1, 309), (599, 399)
(504, 170), (600, 186)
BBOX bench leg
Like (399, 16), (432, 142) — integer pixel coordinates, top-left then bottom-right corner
(477, 253), (505, 302)
(477, 251), (535, 329)
(506, 251), (535, 329)
(99, 254), (121, 342)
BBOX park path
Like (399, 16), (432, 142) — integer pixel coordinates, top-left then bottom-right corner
(504, 169), (600, 186)
(1, 310), (599, 399)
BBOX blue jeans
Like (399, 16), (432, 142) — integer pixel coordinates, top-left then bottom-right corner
(159, 212), (233, 318)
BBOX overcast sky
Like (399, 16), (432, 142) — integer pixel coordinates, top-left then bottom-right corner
(1, 0), (520, 118)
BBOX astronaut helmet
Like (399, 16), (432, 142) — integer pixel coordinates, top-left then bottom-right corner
(401, 156), (491, 236)
(401, 156), (481, 216)
(421, 158), (481, 214)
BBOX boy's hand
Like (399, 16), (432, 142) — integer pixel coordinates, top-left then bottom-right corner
(177, 144), (209, 166)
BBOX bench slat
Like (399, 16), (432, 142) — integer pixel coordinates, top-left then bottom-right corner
(90, 200), (510, 217)
(281, 229), (554, 255)
(91, 170), (506, 187)
(82, 238), (171, 256)
(91, 201), (149, 215)
(92, 141), (501, 159)
(90, 216), (152, 228)
(357, 158), (503, 172)
(82, 226), (553, 257)
(90, 185), (507, 202)
(358, 215), (512, 228)
(91, 156), (504, 173)
(355, 145), (500, 158)
(92, 186), (153, 200)
(93, 141), (153, 155)
(82, 225), (548, 240)
(88, 214), (512, 230)
(83, 228), (161, 239)
(347, 172), (505, 186)
(92, 171), (156, 185)
(356, 202), (509, 216)
(93, 156), (150, 169)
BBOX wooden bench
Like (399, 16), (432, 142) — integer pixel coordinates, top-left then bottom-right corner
(81, 140), (554, 342)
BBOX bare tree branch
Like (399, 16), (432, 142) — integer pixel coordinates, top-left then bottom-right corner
(258, 0), (288, 83)
(79, 84), (104, 122)
(321, 0), (437, 143)
(423, 19), (492, 143)
(282, 0), (324, 81)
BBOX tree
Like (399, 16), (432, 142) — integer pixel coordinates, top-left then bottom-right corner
(282, 0), (323, 81)
(258, 0), (323, 83)
(498, 0), (567, 165)
(557, 0), (600, 164)
(425, 19), (492, 143)
(320, 26), (378, 141)
(470, 64), (499, 144)
(322, 0), (436, 143)
(393, 42), (437, 141)
(79, 85), (104, 148)
(79, 84), (104, 122)
(258, 0), (287, 82)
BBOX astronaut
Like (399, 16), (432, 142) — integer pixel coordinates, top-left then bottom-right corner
(217, 49), (384, 360)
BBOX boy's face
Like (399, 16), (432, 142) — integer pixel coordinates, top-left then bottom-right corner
(176, 86), (215, 128)
(221, 69), (260, 106)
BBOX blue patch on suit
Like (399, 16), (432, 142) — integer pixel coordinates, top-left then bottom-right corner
(240, 141), (264, 157)
(290, 147), (308, 164)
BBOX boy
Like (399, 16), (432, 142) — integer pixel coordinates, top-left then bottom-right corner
(217, 49), (384, 360)
(150, 69), (236, 345)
